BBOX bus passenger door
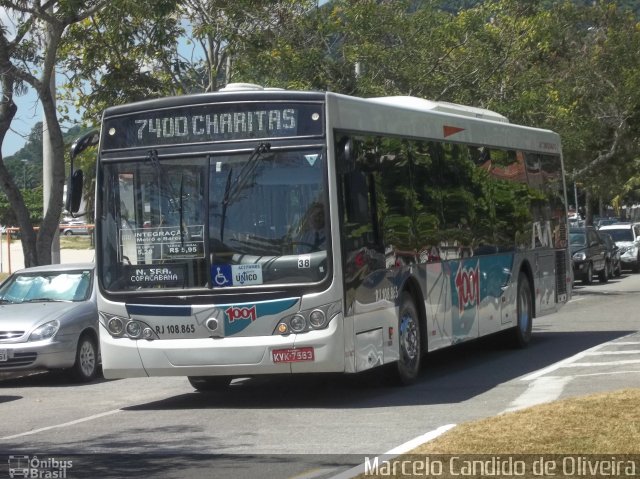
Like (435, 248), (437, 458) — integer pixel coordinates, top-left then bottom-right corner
(534, 221), (557, 315)
(338, 152), (390, 372)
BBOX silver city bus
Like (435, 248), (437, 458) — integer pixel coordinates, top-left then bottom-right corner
(67, 84), (572, 389)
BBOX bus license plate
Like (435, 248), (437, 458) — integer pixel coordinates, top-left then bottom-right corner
(272, 347), (315, 363)
(0, 349), (8, 362)
(154, 323), (197, 339)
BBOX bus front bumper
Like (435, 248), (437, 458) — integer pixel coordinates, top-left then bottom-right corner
(99, 313), (345, 378)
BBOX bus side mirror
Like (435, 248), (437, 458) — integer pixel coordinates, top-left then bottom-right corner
(66, 129), (99, 216)
(337, 137), (355, 173)
(66, 169), (84, 213)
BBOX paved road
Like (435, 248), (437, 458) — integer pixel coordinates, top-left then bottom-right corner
(0, 239), (94, 273)
(1, 271), (640, 478)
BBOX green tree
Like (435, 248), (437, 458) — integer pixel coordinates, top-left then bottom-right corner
(0, 0), (108, 266)
(60, 0), (318, 124)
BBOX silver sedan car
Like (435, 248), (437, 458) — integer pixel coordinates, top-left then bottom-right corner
(0, 263), (99, 382)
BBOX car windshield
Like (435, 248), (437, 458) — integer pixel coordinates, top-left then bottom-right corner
(605, 229), (634, 242)
(569, 232), (586, 246)
(0, 269), (93, 303)
(99, 147), (329, 291)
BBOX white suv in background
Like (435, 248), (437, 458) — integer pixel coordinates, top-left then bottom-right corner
(599, 223), (640, 272)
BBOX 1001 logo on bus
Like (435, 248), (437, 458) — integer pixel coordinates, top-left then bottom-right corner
(225, 305), (257, 323)
(455, 263), (480, 314)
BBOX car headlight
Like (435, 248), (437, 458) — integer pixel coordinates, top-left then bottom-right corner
(572, 252), (586, 261)
(29, 320), (60, 341)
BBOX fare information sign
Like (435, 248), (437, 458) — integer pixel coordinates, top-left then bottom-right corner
(102, 102), (324, 150)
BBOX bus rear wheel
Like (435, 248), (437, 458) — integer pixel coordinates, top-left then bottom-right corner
(510, 272), (533, 348)
(188, 376), (231, 391)
(394, 296), (422, 385)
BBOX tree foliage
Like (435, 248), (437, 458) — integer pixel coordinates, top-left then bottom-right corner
(0, 0), (108, 266)
(5, 0), (640, 269)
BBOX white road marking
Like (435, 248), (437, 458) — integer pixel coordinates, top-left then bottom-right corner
(383, 424), (457, 455)
(504, 376), (571, 413)
(520, 343), (605, 381)
(327, 424), (456, 479)
(506, 332), (640, 413)
(564, 359), (640, 367)
(569, 369), (640, 378)
(584, 350), (640, 355)
(0, 409), (121, 441)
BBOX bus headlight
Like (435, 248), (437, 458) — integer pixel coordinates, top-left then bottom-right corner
(309, 309), (326, 329)
(274, 301), (340, 335)
(99, 312), (158, 340)
(289, 314), (306, 333)
(125, 321), (143, 339)
(108, 317), (124, 335)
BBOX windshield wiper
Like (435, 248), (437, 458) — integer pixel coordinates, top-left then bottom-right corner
(219, 142), (271, 242)
(22, 298), (67, 303)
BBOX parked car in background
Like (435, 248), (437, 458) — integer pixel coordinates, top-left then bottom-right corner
(596, 217), (620, 228)
(598, 223), (640, 273)
(0, 263), (99, 382)
(599, 231), (622, 278)
(59, 220), (91, 236)
(568, 218), (585, 228)
(569, 226), (608, 284)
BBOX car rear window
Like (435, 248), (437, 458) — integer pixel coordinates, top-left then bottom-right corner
(605, 229), (634, 242)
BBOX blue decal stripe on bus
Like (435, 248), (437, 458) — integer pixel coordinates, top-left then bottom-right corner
(255, 299), (299, 315)
(126, 304), (192, 316)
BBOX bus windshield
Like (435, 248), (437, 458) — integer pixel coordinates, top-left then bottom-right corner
(99, 147), (329, 292)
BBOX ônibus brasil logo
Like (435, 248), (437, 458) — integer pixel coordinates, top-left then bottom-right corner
(455, 262), (480, 314)
(225, 305), (257, 323)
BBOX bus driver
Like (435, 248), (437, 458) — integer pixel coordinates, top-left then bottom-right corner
(296, 202), (326, 252)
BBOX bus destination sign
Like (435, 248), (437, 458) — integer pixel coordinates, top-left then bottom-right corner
(102, 102), (324, 150)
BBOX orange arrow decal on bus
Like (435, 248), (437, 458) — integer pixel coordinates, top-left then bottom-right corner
(444, 125), (465, 138)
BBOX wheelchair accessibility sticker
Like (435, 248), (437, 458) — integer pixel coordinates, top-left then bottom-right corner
(212, 263), (263, 287)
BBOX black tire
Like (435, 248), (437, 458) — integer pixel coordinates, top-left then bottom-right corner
(598, 262), (609, 283)
(71, 334), (99, 382)
(510, 272), (533, 348)
(188, 376), (231, 392)
(582, 263), (593, 284)
(393, 295), (422, 385)
(64, 230), (73, 236)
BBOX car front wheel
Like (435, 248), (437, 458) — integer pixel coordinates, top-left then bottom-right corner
(71, 335), (99, 382)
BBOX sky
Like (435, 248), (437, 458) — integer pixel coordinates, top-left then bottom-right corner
(0, 8), (43, 157)
(2, 89), (43, 157)
(0, 9), (79, 158)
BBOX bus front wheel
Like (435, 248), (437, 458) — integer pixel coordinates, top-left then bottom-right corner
(394, 296), (422, 385)
(188, 376), (231, 392)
